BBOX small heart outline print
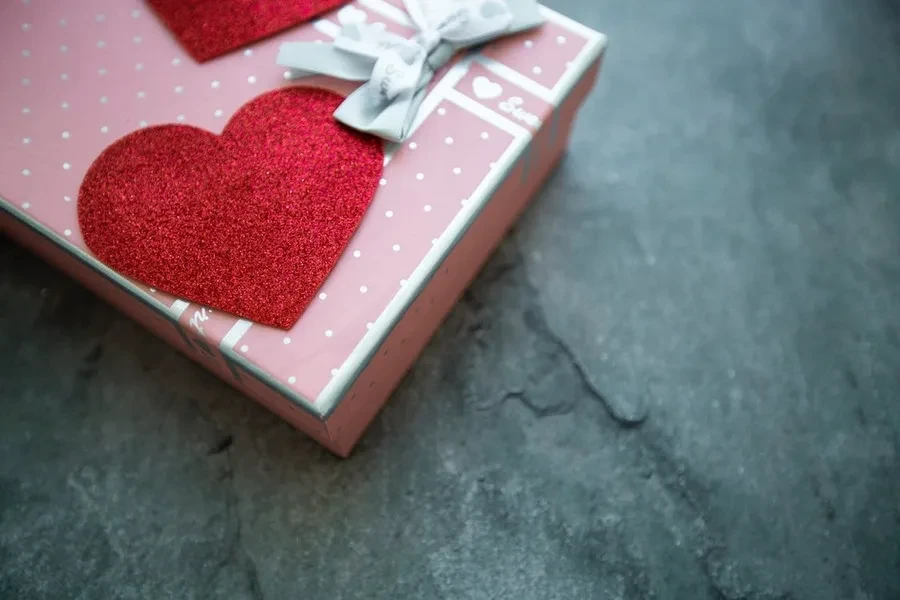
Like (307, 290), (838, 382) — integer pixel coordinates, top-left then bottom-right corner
(473, 76), (503, 100)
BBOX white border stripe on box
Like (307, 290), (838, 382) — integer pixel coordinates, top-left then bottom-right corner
(444, 89), (531, 139)
(221, 319), (253, 350)
(474, 56), (554, 103)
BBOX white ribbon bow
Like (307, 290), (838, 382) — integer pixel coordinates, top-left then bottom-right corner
(277, 0), (544, 141)
(360, 0), (513, 102)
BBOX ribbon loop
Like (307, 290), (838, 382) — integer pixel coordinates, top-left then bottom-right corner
(277, 0), (544, 142)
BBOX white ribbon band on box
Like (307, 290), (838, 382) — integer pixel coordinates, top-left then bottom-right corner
(277, 0), (544, 142)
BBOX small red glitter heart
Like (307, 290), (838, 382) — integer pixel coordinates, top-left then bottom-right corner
(78, 88), (383, 329)
(147, 0), (351, 62)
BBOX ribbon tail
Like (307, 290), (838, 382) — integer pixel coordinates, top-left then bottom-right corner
(277, 42), (376, 81)
(334, 84), (428, 143)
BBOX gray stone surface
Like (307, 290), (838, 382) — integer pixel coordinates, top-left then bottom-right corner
(2, 0), (900, 598)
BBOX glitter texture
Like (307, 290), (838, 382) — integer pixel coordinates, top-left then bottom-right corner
(78, 88), (384, 329)
(147, 0), (351, 62)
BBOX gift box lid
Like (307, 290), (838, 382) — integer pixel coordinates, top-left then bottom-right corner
(1, 0), (606, 417)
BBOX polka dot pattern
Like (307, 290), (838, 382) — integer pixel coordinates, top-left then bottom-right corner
(2, 0), (600, 404)
(480, 17), (591, 90)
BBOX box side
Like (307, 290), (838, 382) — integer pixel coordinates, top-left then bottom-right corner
(323, 54), (604, 456)
(0, 210), (333, 447)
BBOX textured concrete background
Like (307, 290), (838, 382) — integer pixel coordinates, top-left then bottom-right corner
(2, 0), (900, 598)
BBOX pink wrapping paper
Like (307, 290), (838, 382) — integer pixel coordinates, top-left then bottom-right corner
(1, 0), (607, 455)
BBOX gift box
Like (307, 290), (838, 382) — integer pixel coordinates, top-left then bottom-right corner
(0, 0), (606, 456)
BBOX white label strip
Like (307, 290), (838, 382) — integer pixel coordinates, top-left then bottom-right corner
(170, 299), (191, 317)
(405, 58), (473, 137)
(444, 88), (531, 140)
(221, 319), (253, 350)
(474, 56), (554, 103)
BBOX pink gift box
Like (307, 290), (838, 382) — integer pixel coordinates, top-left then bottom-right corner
(0, 0), (606, 456)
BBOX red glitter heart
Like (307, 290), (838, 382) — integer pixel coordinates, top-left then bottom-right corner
(147, 0), (351, 62)
(78, 88), (383, 329)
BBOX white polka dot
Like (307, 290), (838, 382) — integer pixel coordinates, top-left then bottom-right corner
(176, 114), (185, 122)
(60, 44), (68, 53)
(360, 285), (368, 294)
(95, 13), (105, 22)
(64, 229), (72, 236)
(61, 101), (69, 109)
(100, 126), (108, 133)
(211, 80), (220, 89)
(409, 142), (418, 150)
(392, 244), (400, 252)
(288, 376), (297, 384)
(21, 78), (30, 86)
(149, 288), (156, 293)
(379, 178), (387, 186)
(240, 344), (249, 352)
(385, 210), (394, 218)
(98, 68), (107, 76)
(22, 137), (30, 145)
(283, 70), (292, 80)
(424, 204), (432, 212)
(21, 107), (30, 114)
(174, 85), (184, 93)
(244, 49), (253, 57)
(247, 75), (257, 84)
(481, 131), (489, 140)
(325, 329), (333, 338)
(99, 96), (108, 104)
(171, 58), (181, 66)
(21, 49), (30, 57)
(64, 195), (71, 202)
(131, 9), (140, 18)
(524, 40), (534, 48)
(59, 18), (66, 26)
(139, 120), (148, 127)
(431, 238), (438, 245)
(556, 35), (567, 45)
(445, 136), (454, 145)
(62, 162), (71, 170)
(453, 167), (462, 175)
(61, 131), (70, 139)
(400, 279), (408, 287)
(331, 368), (339, 376)
(353, 250), (361, 258)
(21, 169), (30, 177)
(133, 36), (142, 44)
(137, 91), (146, 99)
(214, 109), (224, 117)
(416, 172), (424, 180)
(96, 40), (106, 48)
(60, 73), (69, 81)
(461, 198), (468, 206)
(319, 292), (328, 300)
(283, 336), (291, 345)
(22, 202), (30, 208)
(21, 23), (31, 32)
(135, 62), (144, 71)
(532, 66), (542, 75)
(366, 322), (373, 330)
